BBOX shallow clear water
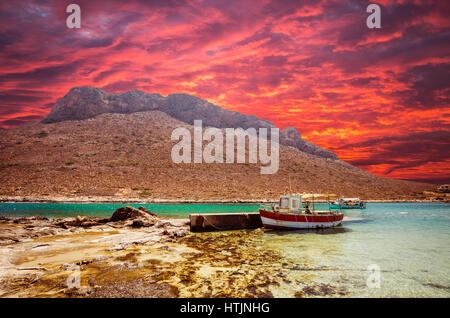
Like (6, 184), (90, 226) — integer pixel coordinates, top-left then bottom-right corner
(1, 201), (449, 297)
(261, 202), (450, 297)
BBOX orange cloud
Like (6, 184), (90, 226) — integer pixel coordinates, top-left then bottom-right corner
(0, 0), (448, 183)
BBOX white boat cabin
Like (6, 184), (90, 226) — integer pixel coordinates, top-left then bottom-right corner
(278, 195), (302, 213)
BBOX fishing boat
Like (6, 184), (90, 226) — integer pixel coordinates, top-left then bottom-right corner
(259, 194), (344, 230)
(330, 197), (366, 209)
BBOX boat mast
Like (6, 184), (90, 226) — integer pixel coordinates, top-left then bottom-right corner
(312, 193), (315, 212)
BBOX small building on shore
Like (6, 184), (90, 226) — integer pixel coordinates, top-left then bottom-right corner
(437, 184), (449, 193)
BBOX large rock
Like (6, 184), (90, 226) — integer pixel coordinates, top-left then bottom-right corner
(109, 206), (159, 227)
(137, 206), (157, 216)
(42, 87), (163, 123)
(42, 87), (338, 160)
(59, 215), (109, 228)
(110, 206), (145, 221)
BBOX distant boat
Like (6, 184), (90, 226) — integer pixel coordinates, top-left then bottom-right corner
(330, 197), (366, 209)
(437, 184), (449, 193)
(259, 194), (344, 230)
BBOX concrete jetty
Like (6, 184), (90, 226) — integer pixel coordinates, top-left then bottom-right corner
(189, 212), (263, 232)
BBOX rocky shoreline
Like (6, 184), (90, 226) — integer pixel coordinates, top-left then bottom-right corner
(0, 206), (191, 297)
(0, 206), (188, 245)
(0, 205), (351, 298)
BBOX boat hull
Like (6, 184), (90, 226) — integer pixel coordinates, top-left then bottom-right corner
(259, 209), (344, 230)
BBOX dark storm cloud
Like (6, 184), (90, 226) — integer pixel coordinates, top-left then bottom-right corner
(0, 93), (47, 103)
(345, 130), (450, 173)
(263, 0), (321, 18)
(393, 63), (450, 110)
(346, 77), (379, 87)
(0, 30), (23, 49)
(325, 29), (450, 74)
(0, 115), (44, 127)
(0, 61), (84, 85)
(342, 131), (450, 149)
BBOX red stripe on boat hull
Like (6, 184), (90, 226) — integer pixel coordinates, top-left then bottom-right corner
(259, 209), (343, 230)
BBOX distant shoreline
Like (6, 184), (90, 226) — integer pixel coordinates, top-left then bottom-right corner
(0, 197), (447, 204)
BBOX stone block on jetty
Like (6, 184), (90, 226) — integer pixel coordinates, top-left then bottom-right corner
(189, 213), (263, 232)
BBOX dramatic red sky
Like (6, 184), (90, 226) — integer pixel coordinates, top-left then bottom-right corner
(0, 0), (449, 183)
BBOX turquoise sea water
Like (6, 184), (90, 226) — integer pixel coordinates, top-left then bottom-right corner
(263, 202), (450, 297)
(0, 202), (261, 218)
(0, 202), (449, 297)
(0, 201), (371, 218)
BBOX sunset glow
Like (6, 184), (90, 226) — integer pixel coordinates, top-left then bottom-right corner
(0, 0), (448, 183)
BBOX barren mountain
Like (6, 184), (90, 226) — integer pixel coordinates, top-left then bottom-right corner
(0, 110), (432, 201)
(43, 87), (338, 159)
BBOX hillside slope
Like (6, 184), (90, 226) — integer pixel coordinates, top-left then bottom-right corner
(42, 87), (338, 159)
(0, 111), (432, 201)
